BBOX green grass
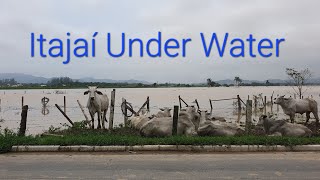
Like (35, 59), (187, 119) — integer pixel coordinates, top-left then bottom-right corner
(2, 130), (320, 153)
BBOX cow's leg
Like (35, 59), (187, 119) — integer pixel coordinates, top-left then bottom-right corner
(290, 115), (295, 123)
(89, 112), (95, 129)
(313, 111), (320, 127)
(101, 110), (105, 129)
(104, 109), (108, 126)
(97, 111), (102, 129)
(305, 112), (311, 125)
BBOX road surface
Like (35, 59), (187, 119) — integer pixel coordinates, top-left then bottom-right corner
(1, 152), (320, 179)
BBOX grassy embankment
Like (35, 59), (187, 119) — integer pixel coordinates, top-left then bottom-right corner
(2, 126), (320, 153)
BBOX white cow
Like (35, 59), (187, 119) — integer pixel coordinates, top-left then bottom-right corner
(155, 107), (172, 118)
(129, 108), (152, 130)
(274, 96), (319, 125)
(257, 115), (312, 137)
(84, 86), (109, 129)
(197, 110), (244, 136)
(140, 107), (198, 137)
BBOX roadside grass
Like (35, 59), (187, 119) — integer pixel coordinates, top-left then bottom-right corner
(2, 127), (320, 153)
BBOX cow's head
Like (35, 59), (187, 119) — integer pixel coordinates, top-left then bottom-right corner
(257, 115), (268, 126)
(84, 86), (103, 101)
(274, 95), (287, 104)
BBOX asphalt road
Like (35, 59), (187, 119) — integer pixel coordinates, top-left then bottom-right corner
(1, 152), (320, 179)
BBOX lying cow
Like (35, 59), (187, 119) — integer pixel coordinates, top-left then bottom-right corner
(197, 110), (244, 136)
(155, 107), (172, 118)
(84, 86), (109, 129)
(140, 107), (198, 137)
(129, 109), (152, 130)
(274, 95), (319, 125)
(257, 115), (312, 137)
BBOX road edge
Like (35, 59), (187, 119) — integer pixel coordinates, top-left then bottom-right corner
(10, 145), (320, 152)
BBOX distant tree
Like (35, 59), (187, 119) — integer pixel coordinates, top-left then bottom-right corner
(266, 80), (270, 86)
(207, 78), (217, 87)
(286, 68), (312, 99)
(153, 83), (157, 87)
(234, 77), (242, 87)
(47, 77), (73, 86)
(0, 78), (17, 86)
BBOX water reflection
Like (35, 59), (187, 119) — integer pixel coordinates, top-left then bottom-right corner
(41, 97), (50, 115)
(41, 107), (49, 115)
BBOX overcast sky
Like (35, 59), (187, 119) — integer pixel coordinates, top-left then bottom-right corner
(1, 0), (319, 83)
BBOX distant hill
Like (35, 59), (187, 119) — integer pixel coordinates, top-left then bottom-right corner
(77, 77), (150, 84)
(216, 78), (320, 85)
(1, 73), (320, 85)
(0, 73), (48, 84)
(0, 73), (150, 84)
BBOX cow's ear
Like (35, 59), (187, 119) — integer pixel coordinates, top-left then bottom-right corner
(262, 115), (267, 119)
(160, 108), (164, 111)
(84, 91), (89, 95)
(168, 108), (172, 111)
(96, 91), (103, 95)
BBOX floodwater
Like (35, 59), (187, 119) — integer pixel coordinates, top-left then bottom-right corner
(0, 86), (319, 135)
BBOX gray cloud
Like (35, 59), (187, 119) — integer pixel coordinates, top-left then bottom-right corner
(0, 0), (319, 83)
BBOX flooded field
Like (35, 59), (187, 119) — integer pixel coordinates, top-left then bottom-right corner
(0, 86), (319, 135)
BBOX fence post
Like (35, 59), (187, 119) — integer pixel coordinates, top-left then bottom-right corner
(270, 95), (273, 113)
(245, 100), (252, 135)
(264, 96), (267, 114)
(21, 96), (24, 109)
(55, 104), (74, 126)
(172, 105), (179, 136)
(254, 96), (257, 111)
(209, 100), (213, 114)
(18, 105), (28, 136)
(277, 94), (279, 112)
(237, 95), (241, 122)
(64, 96), (66, 114)
(77, 100), (89, 122)
(147, 96), (150, 112)
(109, 89), (116, 130)
(178, 96), (182, 109)
(122, 98), (128, 127)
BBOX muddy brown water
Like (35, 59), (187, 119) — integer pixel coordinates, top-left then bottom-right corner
(0, 86), (319, 135)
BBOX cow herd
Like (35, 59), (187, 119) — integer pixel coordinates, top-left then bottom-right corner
(83, 87), (319, 137)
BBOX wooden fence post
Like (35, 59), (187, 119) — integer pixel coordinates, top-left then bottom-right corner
(147, 96), (150, 112)
(64, 96), (66, 114)
(55, 104), (74, 126)
(122, 98), (128, 127)
(245, 100), (252, 135)
(254, 96), (257, 111)
(77, 100), (89, 122)
(237, 95), (241, 122)
(21, 96), (24, 109)
(172, 105), (179, 136)
(277, 94), (279, 112)
(270, 96), (273, 113)
(264, 96), (267, 114)
(18, 105), (28, 136)
(109, 89), (116, 130)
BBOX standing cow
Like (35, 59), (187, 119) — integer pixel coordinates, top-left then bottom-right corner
(84, 86), (109, 129)
(274, 95), (319, 125)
